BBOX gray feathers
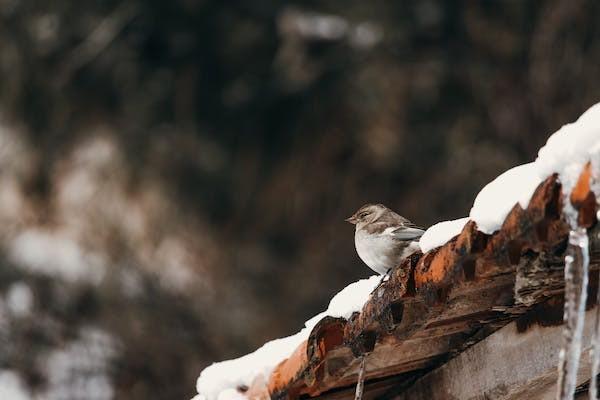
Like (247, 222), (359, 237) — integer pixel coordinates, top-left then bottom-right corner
(347, 203), (424, 275)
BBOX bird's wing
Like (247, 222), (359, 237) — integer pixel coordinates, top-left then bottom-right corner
(384, 225), (425, 240)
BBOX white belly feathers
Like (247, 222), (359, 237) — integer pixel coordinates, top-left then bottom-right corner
(354, 229), (396, 275)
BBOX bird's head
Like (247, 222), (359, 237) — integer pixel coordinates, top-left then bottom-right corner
(345, 203), (388, 226)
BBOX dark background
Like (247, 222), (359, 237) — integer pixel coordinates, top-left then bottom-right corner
(0, 1), (598, 399)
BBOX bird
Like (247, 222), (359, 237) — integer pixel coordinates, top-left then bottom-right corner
(346, 203), (425, 275)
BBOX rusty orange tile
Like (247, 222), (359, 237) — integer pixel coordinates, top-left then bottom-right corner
(570, 162), (592, 207)
(268, 340), (308, 395)
(570, 162), (597, 227)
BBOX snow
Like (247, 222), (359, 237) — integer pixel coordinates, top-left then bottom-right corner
(195, 275), (380, 400)
(469, 163), (542, 234)
(5, 282), (33, 318)
(7, 229), (106, 284)
(40, 326), (120, 400)
(195, 328), (310, 400)
(536, 103), (600, 196)
(0, 370), (31, 400)
(419, 217), (469, 253)
(471, 103), (600, 235)
(419, 101), (600, 248)
(326, 275), (381, 319)
(217, 388), (251, 400)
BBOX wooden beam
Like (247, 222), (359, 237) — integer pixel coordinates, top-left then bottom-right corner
(395, 305), (599, 400)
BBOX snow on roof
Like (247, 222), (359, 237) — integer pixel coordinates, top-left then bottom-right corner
(195, 275), (381, 400)
(419, 101), (600, 250)
(469, 162), (542, 234)
(419, 217), (469, 253)
(193, 101), (600, 400)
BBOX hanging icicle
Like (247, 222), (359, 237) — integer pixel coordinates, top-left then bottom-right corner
(557, 225), (590, 400)
(591, 207), (600, 399)
(590, 278), (600, 399)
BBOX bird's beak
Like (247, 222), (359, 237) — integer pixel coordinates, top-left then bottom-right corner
(345, 215), (358, 224)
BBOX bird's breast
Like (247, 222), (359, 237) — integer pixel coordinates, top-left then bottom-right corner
(354, 229), (397, 275)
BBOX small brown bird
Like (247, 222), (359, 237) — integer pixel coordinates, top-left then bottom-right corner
(346, 204), (425, 275)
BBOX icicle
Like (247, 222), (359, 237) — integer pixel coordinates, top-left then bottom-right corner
(591, 281), (600, 400)
(591, 218), (600, 399)
(354, 355), (366, 400)
(556, 226), (589, 400)
(590, 181), (600, 399)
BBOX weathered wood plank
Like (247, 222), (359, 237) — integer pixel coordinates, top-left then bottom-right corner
(395, 305), (599, 400)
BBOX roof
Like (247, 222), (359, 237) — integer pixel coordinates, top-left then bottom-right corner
(245, 167), (599, 398)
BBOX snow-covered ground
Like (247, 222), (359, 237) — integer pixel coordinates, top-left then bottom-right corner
(193, 102), (600, 400)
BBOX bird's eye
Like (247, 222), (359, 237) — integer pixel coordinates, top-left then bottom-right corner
(358, 211), (369, 219)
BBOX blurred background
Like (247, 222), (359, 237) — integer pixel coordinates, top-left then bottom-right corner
(0, 0), (599, 399)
